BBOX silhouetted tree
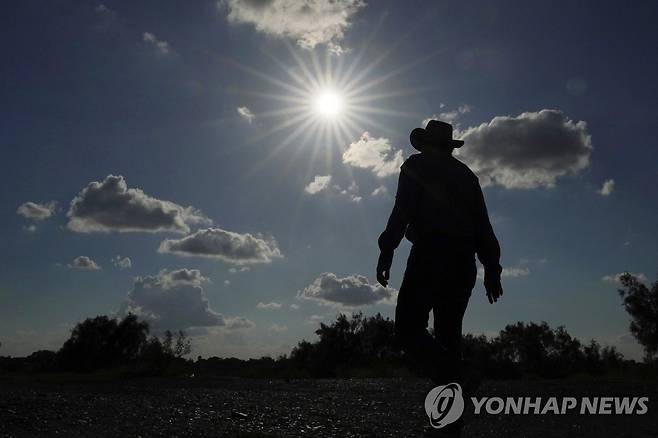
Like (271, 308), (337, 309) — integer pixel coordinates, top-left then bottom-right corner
(56, 314), (192, 373)
(3, 312), (639, 378)
(618, 272), (658, 362)
(492, 322), (586, 378)
(285, 315), (634, 379)
(583, 340), (603, 374)
(58, 314), (149, 372)
(25, 350), (58, 373)
(288, 313), (402, 377)
(600, 345), (624, 369)
(163, 330), (192, 358)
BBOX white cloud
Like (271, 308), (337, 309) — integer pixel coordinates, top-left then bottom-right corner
(343, 132), (404, 178)
(17, 201), (58, 220)
(237, 106), (255, 123)
(290, 303), (300, 310)
(305, 175), (362, 202)
(221, 0), (365, 53)
(598, 179), (615, 196)
(93, 4), (116, 31)
(304, 175), (332, 194)
(163, 268), (210, 287)
(502, 267), (530, 278)
(111, 255), (132, 269)
(229, 266), (251, 274)
(158, 227), (282, 265)
(224, 316), (256, 330)
(143, 32), (173, 56)
(67, 256), (101, 270)
(458, 104), (472, 114)
(602, 272), (647, 284)
(371, 185), (388, 196)
(256, 301), (282, 309)
(456, 109), (592, 189)
(346, 184), (362, 202)
(298, 272), (397, 308)
(307, 314), (326, 324)
(120, 268), (225, 330)
(477, 264), (531, 279)
(269, 323), (288, 333)
(422, 104), (471, 126)
(67, 175), (210, 234)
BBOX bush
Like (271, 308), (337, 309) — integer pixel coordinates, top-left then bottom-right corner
(54, 314), (192, 375)
(0, 312), (647, 380)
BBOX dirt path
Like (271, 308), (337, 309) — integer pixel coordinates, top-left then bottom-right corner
(0, 377), (656, 437)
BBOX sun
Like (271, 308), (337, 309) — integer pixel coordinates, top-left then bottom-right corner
(224, 36), (428, 171)
(313, 90), (343, 118)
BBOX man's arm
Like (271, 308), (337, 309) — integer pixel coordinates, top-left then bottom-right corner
(473, 181), (504, 303)
(376, 163), (419, 287)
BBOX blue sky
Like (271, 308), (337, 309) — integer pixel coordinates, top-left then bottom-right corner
(1, 0), (657, 360)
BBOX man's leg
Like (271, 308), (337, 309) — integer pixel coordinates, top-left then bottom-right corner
(432, 258), (476, 384)
(432, 293), (470, 384)
(395, 247), (448, 379)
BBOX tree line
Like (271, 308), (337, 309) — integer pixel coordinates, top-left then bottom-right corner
(0, 272), (656, 379)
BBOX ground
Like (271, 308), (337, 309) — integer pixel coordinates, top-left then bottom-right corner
(0, 377), (656, 437)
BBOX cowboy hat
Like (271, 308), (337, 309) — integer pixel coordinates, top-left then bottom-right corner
(410, 120), (464, 151)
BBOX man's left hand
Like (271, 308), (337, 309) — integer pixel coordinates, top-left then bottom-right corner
(376, 250), (393, 287)
(484, 273), (503, 304)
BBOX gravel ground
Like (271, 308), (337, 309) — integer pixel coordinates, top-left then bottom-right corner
(0, 377), (656, 437)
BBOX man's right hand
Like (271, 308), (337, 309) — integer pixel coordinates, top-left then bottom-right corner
(484, 271), (503, 304)
(376, 250), (393, 287)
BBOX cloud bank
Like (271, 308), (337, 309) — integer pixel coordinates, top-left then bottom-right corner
(67, 175), (210, 234)
(304, 176), (361, 202)
(158, 227), (282, 264)
(477, 265), (530, 279)
(221, 0), (365, 53)
(304, 175), (332, 194)
(237, 106), (255, 123)
(422, 104), (471, 126)
(256, 301), (282, 309)
(602, 272), (647, 284)
(598, 179), (615, 196)
(120, 269), (224, 330)
(143, 32), (173, 56)
(342, 132), (404, 178)
(456, 109), (592, 189)
(269, 323), (287, 333)
(224, 316), (256, 330)
(17, 201), (58, 220)
(67, 256), (101, 270)
(298, 272), (397, 308)
(111, 255), (132, 269)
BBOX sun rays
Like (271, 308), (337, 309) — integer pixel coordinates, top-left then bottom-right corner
(226, 37), (437, 181)
(220, 26), (443, 243)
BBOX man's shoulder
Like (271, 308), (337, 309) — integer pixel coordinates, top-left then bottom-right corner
(403, 153), (423, 165)
(450, 156), (479, 181)
(401, 153), (423, 171)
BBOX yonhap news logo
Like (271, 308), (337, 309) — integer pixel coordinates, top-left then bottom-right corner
(425, 383), (649, 429)
(424, 383), (465, 429)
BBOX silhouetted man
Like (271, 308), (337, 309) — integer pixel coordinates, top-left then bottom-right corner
(376, 120), (503, 386)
